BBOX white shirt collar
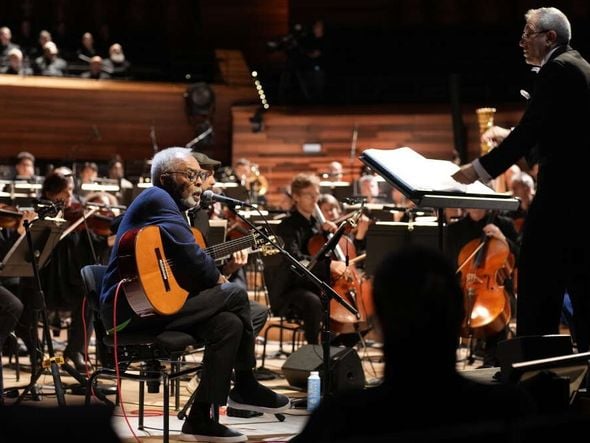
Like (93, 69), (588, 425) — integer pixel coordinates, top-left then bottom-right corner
(541, 46), (560, 66)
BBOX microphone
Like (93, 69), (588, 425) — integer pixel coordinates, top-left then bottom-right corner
(200, 190), (253, 208)
(307, 221), (348, 270)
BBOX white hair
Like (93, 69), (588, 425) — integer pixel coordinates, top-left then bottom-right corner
(526, 7), (571, 45)
(150, 147), (192, 184)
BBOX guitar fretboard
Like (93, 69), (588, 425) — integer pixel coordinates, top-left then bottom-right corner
(204, 234), (256, 261)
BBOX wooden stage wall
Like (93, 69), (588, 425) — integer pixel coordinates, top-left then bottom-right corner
(232, 104), (524, 208)
(0, 74), (257, 169)
(0, 74), (524, 207)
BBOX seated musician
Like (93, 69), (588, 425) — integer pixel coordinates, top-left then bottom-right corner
(188, 151), (270, 339)
(100, 147), (289, 442)
(318, 193), (370, 257)
(445, 208), (520, 368)
(39, 170), (111, 372)
(0, 208), (36, 366)
(272, 173), (347, 345)
(12, 151), (40, 182)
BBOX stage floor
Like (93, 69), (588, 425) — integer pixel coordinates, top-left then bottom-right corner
(2, 315), (496, 442)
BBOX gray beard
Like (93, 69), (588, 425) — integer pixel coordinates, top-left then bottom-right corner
(179, 195), (198, 211)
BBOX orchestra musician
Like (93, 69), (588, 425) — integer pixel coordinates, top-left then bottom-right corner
(446, 208), (520, 367)
(272, 173), (347, 345)
(318, 193), (370, 257)
(232, 158), (268, 206)
(188, 151), (270, 340)
(39, 169), (111, 372)
(0, 206), (36, 369)
(100, 147), (288, 442)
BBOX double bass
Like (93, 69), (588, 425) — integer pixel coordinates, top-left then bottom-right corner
(308, 204), (374, 335)
(456, 214), (514, 339)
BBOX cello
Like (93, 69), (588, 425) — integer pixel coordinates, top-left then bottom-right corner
(456, 213), (514, 339)
(308, 204), (374, 336)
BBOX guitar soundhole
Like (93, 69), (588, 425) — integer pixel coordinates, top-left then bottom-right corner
(155, 248), (171, 291)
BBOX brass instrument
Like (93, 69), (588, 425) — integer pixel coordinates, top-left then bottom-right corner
(476, 107), (496, 155)
(476, 107), (508, 192)
(247, 163), (268, 196)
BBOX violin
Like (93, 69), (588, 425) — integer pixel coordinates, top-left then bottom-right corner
(0, 203), (23, 229)
(456, 213), (514, 339)
(308, 204), (374, 335)
(62, 201), (118, 236)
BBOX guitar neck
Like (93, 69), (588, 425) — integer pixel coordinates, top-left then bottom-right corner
(204, 234), (256, 262)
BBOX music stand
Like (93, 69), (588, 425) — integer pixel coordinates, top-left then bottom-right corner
(7, 218), (87, 406)
(0, 218), (65, 278)
(359, 147), (520, 250)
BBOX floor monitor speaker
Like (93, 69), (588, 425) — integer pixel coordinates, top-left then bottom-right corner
(281, 344), (365, 394)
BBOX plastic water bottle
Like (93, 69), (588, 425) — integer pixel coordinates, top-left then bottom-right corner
(307, 370), (321, 412)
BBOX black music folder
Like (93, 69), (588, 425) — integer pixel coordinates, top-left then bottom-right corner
(359, 147), (520, 211)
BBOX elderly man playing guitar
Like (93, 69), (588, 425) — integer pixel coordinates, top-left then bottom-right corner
(100, 147), (289, 443)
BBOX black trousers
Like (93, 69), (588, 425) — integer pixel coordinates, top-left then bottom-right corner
(281, 287), (323, 345)
(0, 284), (23, 350)
(124, 282), (255, 405)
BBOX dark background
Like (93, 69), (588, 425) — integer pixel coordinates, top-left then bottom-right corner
(1, 0), (589, 105)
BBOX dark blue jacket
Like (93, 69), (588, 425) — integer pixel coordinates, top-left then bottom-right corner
(100, 186), (220, 329)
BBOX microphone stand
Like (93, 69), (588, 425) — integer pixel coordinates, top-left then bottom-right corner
(225, 205), (358, 397)
(15, 218), (87, 405)
(185, 125), (213, 150)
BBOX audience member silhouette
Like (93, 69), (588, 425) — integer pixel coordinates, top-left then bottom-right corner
(292, 245), (536, 442)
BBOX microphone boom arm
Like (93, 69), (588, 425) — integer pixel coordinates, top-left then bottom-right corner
(226, 206), (358, 317)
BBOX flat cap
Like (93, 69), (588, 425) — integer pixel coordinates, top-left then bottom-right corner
(192, 151), (221, 167)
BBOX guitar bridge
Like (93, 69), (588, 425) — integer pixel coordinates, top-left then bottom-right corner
(155, 247), (171, 291)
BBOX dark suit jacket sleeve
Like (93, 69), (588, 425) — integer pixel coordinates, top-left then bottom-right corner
(478, 50), (571, 178)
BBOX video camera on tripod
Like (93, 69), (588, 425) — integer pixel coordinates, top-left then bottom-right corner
(266, 23), (307, 53)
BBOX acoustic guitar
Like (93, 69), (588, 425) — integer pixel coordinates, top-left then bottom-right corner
(118, 225), (278, 317)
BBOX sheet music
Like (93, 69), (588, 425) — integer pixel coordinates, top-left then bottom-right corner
(361, 147), (497, 195)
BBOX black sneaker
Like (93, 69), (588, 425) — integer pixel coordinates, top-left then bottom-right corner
(227, 382), (290, 414)
(179, 420), (246, 442)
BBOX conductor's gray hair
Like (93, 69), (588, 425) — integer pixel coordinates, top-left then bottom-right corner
(526, 7), (571, 45)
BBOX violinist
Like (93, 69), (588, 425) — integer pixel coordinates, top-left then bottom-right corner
(446, 208), (519, 367)
(39, 170), (109, 371)
(273, 173), (347, 345)
(0, 205), (36, 367)
(318, 193), (370, 257)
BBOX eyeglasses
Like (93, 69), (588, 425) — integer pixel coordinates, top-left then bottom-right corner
(299, 192), (320, 199)
(521, 29), (549, 40)
(164, 169), (212, 182)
